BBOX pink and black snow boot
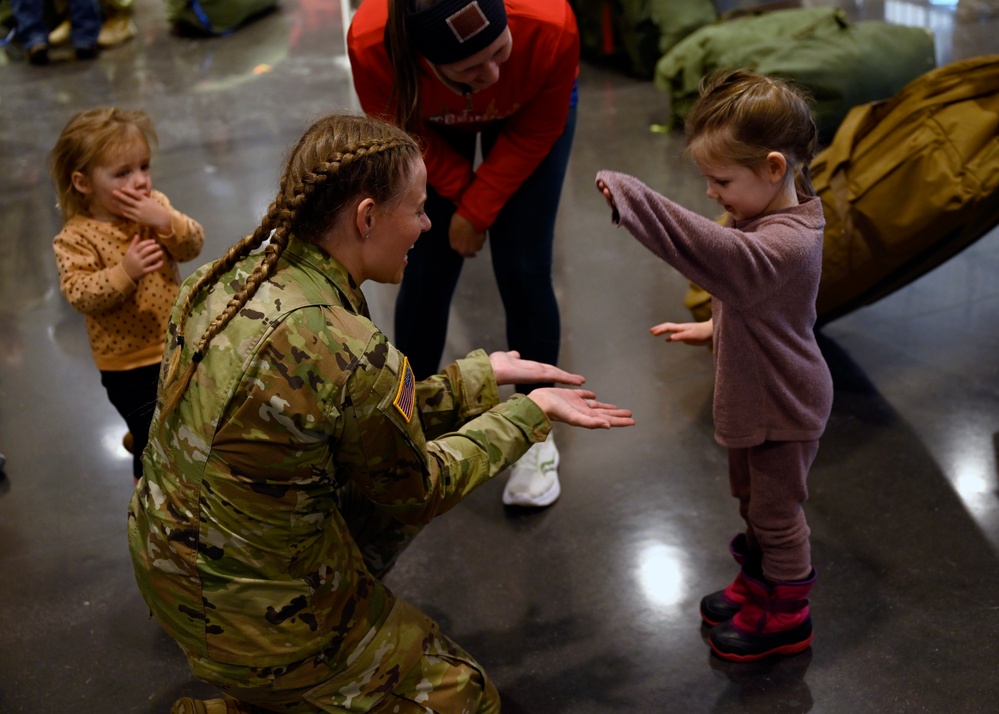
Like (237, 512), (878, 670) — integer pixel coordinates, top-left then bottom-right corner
(709, 566), (816, 662)
(699, 533), (758, 626)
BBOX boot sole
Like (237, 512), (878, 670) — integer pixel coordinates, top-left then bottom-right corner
(709, 630), (813, 662)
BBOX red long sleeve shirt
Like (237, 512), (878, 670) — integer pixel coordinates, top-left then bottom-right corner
(347, 0), (579, 232)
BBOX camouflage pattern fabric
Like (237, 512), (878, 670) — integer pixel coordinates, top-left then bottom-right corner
(184, 603), (500, 713)
(128, 237), (548, 711)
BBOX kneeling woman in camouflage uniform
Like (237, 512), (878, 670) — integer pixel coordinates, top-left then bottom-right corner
(128, 113), (633, 714)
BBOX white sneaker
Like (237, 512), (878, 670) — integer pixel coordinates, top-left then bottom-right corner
(502, 437), (561, 507)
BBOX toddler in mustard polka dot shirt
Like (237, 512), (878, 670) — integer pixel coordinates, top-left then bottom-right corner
(50, 107), (204, 482)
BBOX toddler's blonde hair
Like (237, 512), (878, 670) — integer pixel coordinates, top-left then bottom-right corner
(49, 107), (158, 220)
(684, 69), (818, 197)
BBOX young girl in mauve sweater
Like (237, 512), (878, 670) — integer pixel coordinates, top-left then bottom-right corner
(50, 107), (204, 482)
(596, 69), (833, 662)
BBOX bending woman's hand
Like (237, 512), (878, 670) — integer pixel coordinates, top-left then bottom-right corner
(449, 213), (487, 258)
(527, 388), (635, 430)
(489, 350), (585, 387)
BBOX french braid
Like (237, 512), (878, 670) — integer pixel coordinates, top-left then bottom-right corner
(159, 114), (421, 416)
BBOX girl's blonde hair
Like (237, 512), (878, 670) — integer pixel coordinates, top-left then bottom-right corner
(684, 69), (818, 197)
(158, 113), (422, 416)
(49, 107), (158, 220)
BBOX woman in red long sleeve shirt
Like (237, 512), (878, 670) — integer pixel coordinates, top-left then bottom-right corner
(348, 0), (580, 508)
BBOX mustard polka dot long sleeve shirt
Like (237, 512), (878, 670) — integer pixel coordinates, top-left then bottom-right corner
(53, 189), (205, 371)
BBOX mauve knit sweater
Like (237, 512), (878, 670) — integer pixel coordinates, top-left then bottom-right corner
(596, 170), (833, 448)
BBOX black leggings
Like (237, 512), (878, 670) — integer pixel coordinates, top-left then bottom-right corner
(394, 106), (578, 393)
(100, 363), (160, 478)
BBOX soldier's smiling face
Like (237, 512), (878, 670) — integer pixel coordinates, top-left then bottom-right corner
(364, 157), (430, 284)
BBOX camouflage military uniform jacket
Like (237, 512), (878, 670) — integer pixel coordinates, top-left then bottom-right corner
(128, 238), (550, 698)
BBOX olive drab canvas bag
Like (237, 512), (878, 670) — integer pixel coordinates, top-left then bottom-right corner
(812, 54), (999, 324)
(573, 0), (718, 78)
(165, 0), (277, 35)
(654, 6), (936, 144)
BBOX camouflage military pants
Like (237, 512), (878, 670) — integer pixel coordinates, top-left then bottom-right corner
(197, 609), (500, 714)
(186, 483), (501, 713)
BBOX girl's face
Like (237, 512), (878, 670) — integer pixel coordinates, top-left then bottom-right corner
(436, 28), (512, 93)
(72, 136), (153, 222)
(362, 157), (431, 284)
(695, 153), (793, 222)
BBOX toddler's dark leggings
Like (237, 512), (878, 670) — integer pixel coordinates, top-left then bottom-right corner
(101, 363), (160, 478)
(727, 439), (820, 582)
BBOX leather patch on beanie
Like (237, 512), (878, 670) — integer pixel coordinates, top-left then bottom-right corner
(406, 0), (507, 65)
(446, 2), (490, 44)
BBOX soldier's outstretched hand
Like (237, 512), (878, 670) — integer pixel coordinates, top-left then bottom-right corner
(489, 350), (585, 387)
(527, 388), (635, 430)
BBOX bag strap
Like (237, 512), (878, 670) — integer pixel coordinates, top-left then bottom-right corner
(188, 0), (237, 36)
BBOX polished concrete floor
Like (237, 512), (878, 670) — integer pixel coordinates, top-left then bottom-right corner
(2, 1), (999, 712)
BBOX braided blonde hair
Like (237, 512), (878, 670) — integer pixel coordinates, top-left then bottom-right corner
(159, 113), (422, 416)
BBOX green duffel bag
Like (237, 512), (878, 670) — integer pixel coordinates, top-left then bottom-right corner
(654, 6), (936, 144)
(166, 0), (278, 36)
(573, 0), (717, 78)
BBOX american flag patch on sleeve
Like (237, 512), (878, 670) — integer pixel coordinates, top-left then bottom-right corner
(393, 356), (416, 422)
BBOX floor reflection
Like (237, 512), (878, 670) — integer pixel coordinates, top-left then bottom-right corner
(0, 1), (997, 712)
